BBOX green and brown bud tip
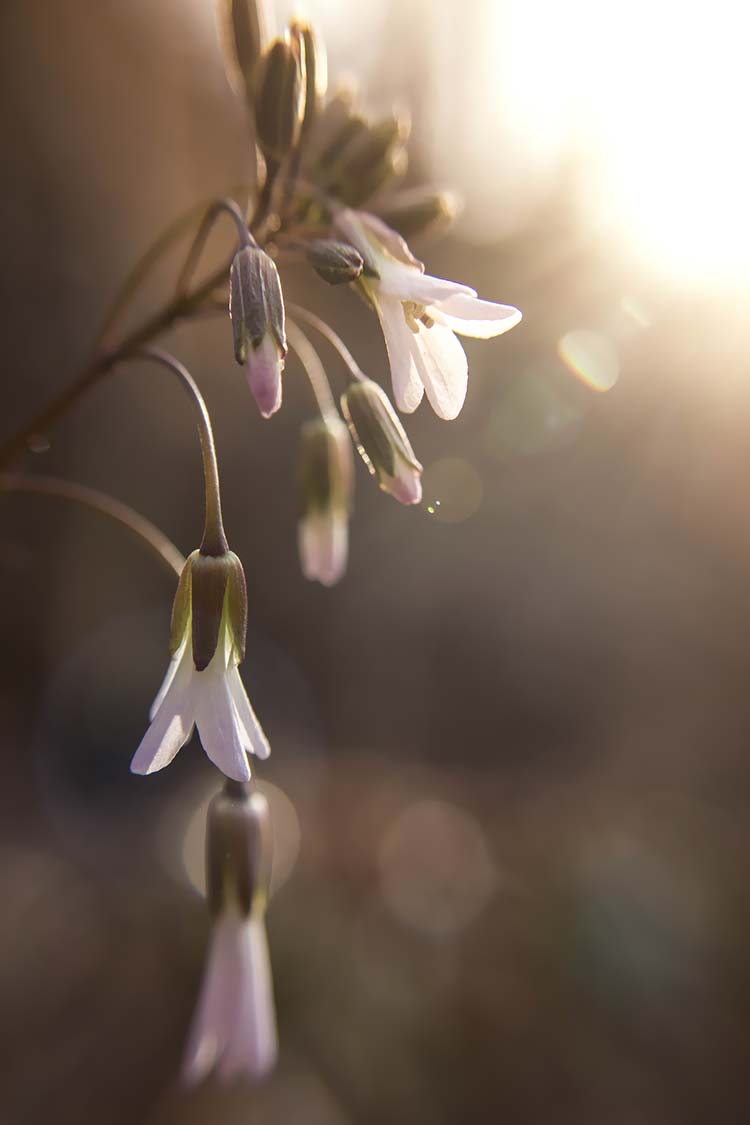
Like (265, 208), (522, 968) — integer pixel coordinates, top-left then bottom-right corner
(176, 549), (248, 672)
(376, 189), (461, 240)
(206, 783), (273, 917)
(299, 416), (354, 516)
(254, 33), (306, 162)
(341, 379), (423, 505)
(306, 239), (364, 285)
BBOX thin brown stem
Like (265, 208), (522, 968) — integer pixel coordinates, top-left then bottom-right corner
(286, 320), (337, 420)
(0, 472), (185, 577)
(0, 260), (229, 470)
(132, 348), (228, 557)
(286, 302), (366, 380)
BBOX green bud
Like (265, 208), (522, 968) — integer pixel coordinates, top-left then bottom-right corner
(341, 379), (423, 506)
(171, 550), (249, 672)
(206, 783), (272, 917)
(254, 34), (306, 163)
(298, 416), (353, 517)
(305, 239), (364, 285)
(230, 244), (287, 366)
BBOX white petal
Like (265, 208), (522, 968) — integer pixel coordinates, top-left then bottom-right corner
(377, 262), (475, 304)
(193, 665), (252, 782)
(227, 665), (271, 761)
(412, 323), (469, 420)
(375, 294), (424, 413)
(131, 648), (195, 774)
(148, 634), (189, 721)
(431, 294), (523, 339)
(216, 916), (278, 1081)
(182, 912), (243, 1085)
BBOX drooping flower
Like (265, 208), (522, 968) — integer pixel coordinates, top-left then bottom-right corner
(298, 415), (354, 585)
(131, 549), (270, 783)
(230, 243), (287, 418)
(182, 784), (277, 1085)
(341, 377), (422, 505)
(334, 208), (522, 420)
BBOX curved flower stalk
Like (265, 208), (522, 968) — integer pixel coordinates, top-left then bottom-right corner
(131, 549), (270, 783)
(182, 783), (277, 1085)
(334, 208), (522, 420)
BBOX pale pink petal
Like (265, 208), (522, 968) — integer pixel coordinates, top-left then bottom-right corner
(431, 293), (523, 339)
(375, 294), (424, 413)
(385, 460), (423, 505)
(193, 666), (252, 782)
(412, 322), (469, 420)
(182, 913), (240, 1085)
(246, 334), (283, 419)
(216, 917), (278, 1081)
(227, 665), (271, 761)
(299, 511), (348, 587)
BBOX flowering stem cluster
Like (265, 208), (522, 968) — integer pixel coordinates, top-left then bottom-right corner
(0, 0), (524, 1089)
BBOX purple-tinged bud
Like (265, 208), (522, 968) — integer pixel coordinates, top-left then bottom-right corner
(298, 416), (353, 586)
(341, 378), (423, 505)
(230, 243), (287, 418)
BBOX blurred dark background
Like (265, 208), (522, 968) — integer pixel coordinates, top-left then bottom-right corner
(2, 1), (750, 1122)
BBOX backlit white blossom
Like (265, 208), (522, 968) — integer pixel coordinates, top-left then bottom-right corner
(335, 208), (522, 420)
(131, 551), (270, 783)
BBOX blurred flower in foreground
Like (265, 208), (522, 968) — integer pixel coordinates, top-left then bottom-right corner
(131, 549), (270, 783)
(230, 242), (287, 418)
(183, 783), (277, 1084)
(342, 377), (423, 504)
(334, 209), (522, 420)
(298, 415), (354, 586)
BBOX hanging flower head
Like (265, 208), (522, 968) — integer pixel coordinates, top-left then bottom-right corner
(334, 208), (522, 421)
(131, 548), (270, 783)
(182, 782), (277, 1084)
(230, 242), (287, 418)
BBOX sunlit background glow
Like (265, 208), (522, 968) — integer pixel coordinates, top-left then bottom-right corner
(288, 0), (750, 289)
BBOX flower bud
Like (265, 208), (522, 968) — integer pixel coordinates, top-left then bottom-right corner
(341, 379), (423, 505)
(290, 20), (326, 140)
(305, 238), (364, 285)
(215, 0), (271, 104)
(298, 416), (354, 586)
(230, 243), (287, 417)
(254, 34), (306, 163)
(376, 188), (460, 240)
(206, 783), (272, 918)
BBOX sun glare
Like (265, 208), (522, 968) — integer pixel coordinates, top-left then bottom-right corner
(424, 0), (750, 289)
